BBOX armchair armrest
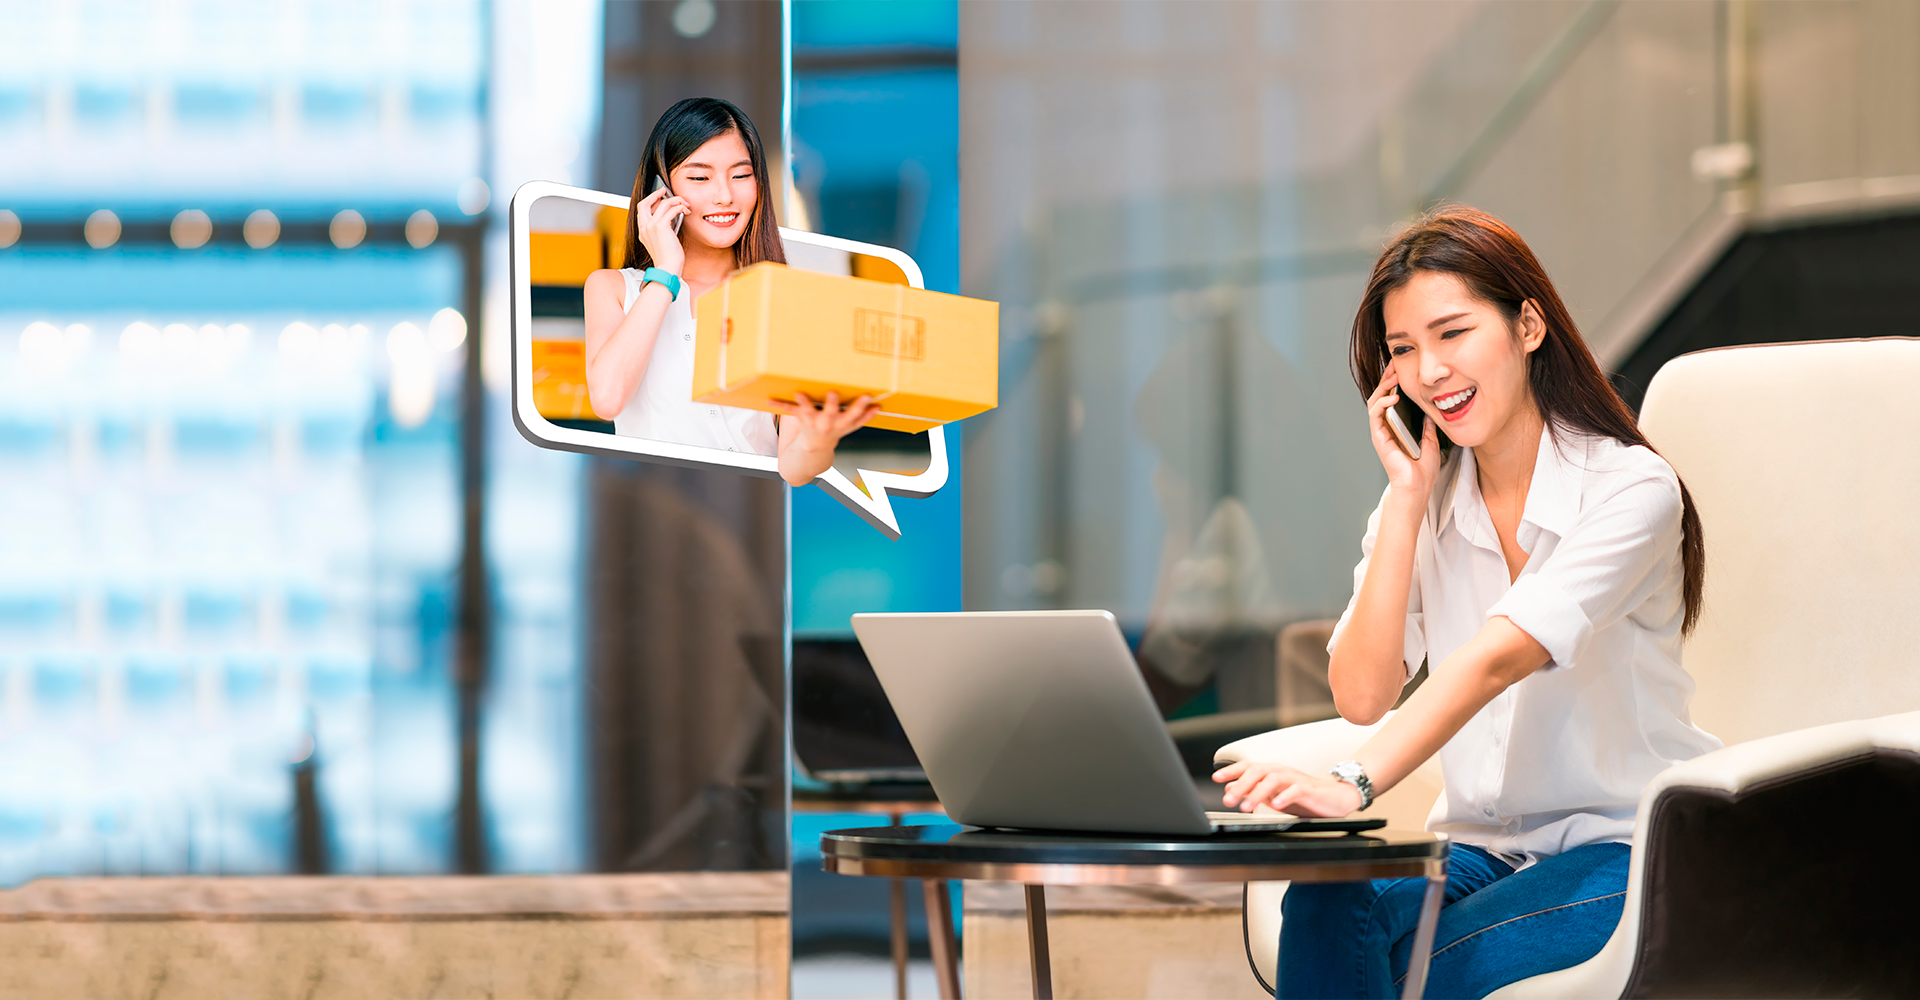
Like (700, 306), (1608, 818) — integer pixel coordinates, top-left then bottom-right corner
(1487, 710), (1920, 999)
(1213, 713), (1391, 772)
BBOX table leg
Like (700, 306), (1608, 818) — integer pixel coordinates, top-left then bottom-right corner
(1399, 859), (1448, 1000)
(891, 878), (910, 999)
(923, 878), (961, 1000)
(1024, 884), (1053, 1000)
(889, 811), (908, 1000)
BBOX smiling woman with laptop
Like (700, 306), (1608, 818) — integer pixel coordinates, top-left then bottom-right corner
(1209, 207), (1723, 999)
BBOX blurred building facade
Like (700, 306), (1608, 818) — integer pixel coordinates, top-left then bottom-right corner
(0, 0), (599, 881)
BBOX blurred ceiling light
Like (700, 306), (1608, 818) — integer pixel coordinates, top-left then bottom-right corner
(387, 321), (436, 428)
(406, 209), (439, 248)
(20, 322), (69, 373)
(673, 0), (716, 37)
(85, 209), (122, 249)
(198, 323), (227, 349)
(457, 178), (490, 216)
(171, 209), (213, 249)
(121, 322), (161, 355)
(20, 321), (61, 357)
(0, 210), (19, 248)
(244, 209), (280, 249)
(226, 323), (251, 347)
(279, 321), (319, 356)
(389, 366), (436, 428)
(330, 209), (367, 249)
(163, 323), (196, 352)
(386, 322), (428, 361)
(427, 308), (467, 352)
(63, 324), (92, 350)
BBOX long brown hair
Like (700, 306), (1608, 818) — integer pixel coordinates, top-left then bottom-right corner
(1349, 206), (1706, 634)
(623, 97), (786, 271)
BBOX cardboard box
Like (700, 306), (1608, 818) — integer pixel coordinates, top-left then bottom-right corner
(528, 232), (605, 286)
(530, 339), (596, 420)
(690, 262), (998, 434)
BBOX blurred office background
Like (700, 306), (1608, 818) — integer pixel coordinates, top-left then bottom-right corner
(0, 0), (959, 948)
(3, 0), (1919, 994)
(959, 0), (1920, 720)
(0, 0), (603, 881)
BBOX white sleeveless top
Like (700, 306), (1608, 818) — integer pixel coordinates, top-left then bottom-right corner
(612, 268), (778, 456)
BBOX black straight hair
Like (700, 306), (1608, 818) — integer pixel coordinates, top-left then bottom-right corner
(1349, 206), (1707, 634)
(623, 97), (785, 271)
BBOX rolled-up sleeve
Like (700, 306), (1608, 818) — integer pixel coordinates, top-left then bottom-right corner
(1488, 476), (1682, 671)
(1327, 488), (1426, 683)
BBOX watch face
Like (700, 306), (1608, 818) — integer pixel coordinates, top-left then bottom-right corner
(1331, 761), (1372, 808)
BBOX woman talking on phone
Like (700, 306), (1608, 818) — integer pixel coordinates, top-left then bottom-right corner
(583, 97), (877, 486)
(1211, 207), (1721, 998)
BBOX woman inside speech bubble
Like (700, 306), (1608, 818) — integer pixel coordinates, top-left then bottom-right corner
(1213, 207), (1721, 998)
(584, 97), (878, 485)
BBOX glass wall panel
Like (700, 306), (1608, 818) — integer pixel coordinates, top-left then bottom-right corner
(0, 248), (468, 878)
(787, 4), (966, 994)
(0, 0), (595, 882)
(960, 0), (1721, 715)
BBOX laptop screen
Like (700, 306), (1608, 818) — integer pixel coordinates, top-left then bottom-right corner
(792, 638), (925, 782)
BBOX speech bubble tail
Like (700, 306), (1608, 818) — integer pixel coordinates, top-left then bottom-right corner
(812, 425), (951, 540)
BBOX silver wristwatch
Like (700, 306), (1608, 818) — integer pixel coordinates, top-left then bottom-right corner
(1330, 760), (1375, 812)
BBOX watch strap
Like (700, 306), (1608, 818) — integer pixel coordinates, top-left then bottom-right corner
(640, 266), (682, 301)
(1330, 760), (1375, 812)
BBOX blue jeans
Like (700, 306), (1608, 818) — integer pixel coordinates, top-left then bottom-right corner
(1277, 842), (1630, 999)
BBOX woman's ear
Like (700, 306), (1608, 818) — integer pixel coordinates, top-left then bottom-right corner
(1518, 299), (1547, 354)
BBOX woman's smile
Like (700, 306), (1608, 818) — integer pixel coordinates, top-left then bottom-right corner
(1434, 385), (1477, 423)
(702, 211), (740, 228)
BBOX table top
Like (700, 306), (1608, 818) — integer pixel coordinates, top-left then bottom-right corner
(821, 824), (1447, 885)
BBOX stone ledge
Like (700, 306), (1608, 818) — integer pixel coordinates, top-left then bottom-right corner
(963, 882), (1265, 1000)
(0, 871), (788, 921)
(0, 873), (790, 1000)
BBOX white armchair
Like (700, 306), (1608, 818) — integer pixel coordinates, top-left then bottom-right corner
(1220, 338), (1920, 997)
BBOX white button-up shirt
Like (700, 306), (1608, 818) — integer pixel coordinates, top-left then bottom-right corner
(1330, 424), (1722, 868)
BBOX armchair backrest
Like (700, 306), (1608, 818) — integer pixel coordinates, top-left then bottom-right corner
(1637, 338), (1920, 746)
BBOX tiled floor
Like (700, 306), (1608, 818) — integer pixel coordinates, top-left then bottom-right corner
(791, 954), (941, 999)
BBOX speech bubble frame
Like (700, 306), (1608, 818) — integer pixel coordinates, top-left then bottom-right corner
(508, 179), (949, 539)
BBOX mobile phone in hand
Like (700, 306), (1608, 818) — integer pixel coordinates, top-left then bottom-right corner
(650, 175), (683, 234)
(1386, 398), (1422, 460)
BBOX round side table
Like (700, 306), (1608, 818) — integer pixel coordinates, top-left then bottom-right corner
(822, 824), (1449, 1000)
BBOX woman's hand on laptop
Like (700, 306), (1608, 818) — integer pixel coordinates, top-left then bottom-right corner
(1212, 761), (1363, 817)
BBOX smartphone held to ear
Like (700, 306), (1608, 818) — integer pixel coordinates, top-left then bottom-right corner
(1386, 397), (1423, 460)
(650, 176), (683, 234)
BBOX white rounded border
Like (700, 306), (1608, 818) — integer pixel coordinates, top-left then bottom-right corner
(508, 179), (950, 539)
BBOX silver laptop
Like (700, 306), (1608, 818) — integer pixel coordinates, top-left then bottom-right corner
(850, 610), (1382, 836)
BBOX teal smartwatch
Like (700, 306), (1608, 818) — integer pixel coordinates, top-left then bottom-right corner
(640, 266), (682, 301)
